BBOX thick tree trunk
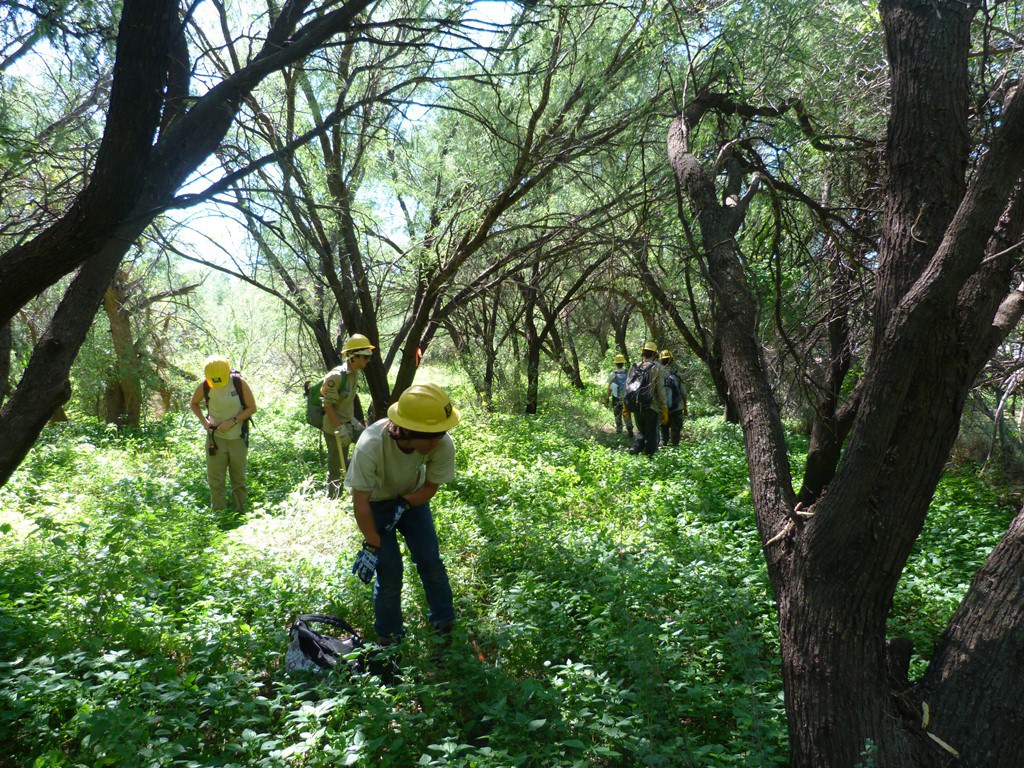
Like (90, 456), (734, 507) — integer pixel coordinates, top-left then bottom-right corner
(611, 307), (629, 359)
(920, 507), (1024, 764)
(0, 247), (124, 484)
(668, 0), (1024, 764)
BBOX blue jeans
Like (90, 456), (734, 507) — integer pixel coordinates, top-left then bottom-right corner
(370, 499), (455, 639)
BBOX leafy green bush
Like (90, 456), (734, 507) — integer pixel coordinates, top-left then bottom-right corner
(0, 390), (1012, 767)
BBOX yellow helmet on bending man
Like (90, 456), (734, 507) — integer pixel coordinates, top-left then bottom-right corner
(388, 383), (461, 433)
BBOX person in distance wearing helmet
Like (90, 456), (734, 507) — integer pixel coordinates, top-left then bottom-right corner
(623, 342), (667, 456)
(659, 350), (688, 447)
(189, 355), (257, 515)
(604, 353), (634, 439)
(320, 334), (375, 498)
(346, 382), (460, 645)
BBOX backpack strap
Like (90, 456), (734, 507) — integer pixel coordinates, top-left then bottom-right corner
(231, 371), (247, 409)
(295, 614), (362, 639)
(321, 367), (349, 399)
(203, 372), (247, 410)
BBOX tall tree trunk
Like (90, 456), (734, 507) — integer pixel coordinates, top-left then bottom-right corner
(611, 306), (629, 359)
(523, 265), (541, 415)
(669, 0), (1024, 763)
(102, 278), (143, 427)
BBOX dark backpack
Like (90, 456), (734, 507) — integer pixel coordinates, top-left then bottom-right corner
(624, 362), (654, 411)
(304, 369), (347, 429)
(285, 614), (365, 674)
(203, 370), (251, 445)
(611, 368), (628, 398)
(664, 370), (681, 410)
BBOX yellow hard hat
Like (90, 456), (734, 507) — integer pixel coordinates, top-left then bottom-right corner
(660, 349), (673, 361)
(641, 341), (658, 354)
(613, 354), (626, 364)
(388, 383), (461, 432)
(341, 333), (376, 356)
(204, 356), (231, 388)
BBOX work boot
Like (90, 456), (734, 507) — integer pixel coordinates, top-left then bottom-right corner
(429, 621), (455, 666)
(366, 638), (402, 684)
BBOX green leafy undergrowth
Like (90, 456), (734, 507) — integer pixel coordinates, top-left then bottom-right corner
(888, 465), (1018, 677)
(0, 393), (1012, 767)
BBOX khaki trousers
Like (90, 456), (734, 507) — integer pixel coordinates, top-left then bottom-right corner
(323, 420), (352, 499)
(207, 433), (248, 512)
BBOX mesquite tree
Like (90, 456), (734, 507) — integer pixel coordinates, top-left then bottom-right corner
(0, 0), (376, 485)
(668, 0), (1024, 765)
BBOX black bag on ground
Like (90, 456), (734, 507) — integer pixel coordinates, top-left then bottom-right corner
(285, 614), (365, 674)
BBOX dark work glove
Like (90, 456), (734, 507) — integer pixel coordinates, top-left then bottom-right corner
(381, 497), (410, 533)
(351, 543), (380, 584)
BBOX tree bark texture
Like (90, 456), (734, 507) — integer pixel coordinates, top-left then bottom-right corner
(669, 0), (1024, 764)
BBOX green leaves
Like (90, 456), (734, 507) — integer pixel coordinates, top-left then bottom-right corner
(0, 396), (1007, 766)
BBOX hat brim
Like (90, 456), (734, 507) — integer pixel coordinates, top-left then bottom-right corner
(387, 402), (461, 433)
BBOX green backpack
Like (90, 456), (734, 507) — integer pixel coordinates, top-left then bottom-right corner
(304, 370), (347, 429)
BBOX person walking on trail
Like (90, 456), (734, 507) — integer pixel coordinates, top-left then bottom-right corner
(659, 350), (688, 447)
(321, 334), (375, 499)
(347, 382), (461, 645)
(189, 356), (257, 514)
(604, 353), (634, 438)
(623, 342), (667, 456)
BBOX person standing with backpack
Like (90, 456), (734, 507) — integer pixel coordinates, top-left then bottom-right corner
(603, 353), (634, 438)
(659, 350), (688, 446)
(623, 342), (667, 456)
(189, 356), (257, 514)
(321, 334), (375, 499)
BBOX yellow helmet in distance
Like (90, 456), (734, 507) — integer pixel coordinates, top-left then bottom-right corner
(660, 349), (674, 362)
(613, 354), (626, 364)
(388, 383), (461, 432)
(641, 341), (658, 354)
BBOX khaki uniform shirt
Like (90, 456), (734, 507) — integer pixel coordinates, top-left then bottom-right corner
(321, 362), (362, 434)
(345, 420), (456, 501)
(207, 382), (245, 440)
